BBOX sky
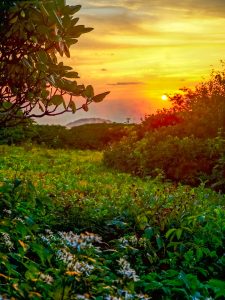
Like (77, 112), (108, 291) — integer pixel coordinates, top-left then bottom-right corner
(38, 0), (225, 125)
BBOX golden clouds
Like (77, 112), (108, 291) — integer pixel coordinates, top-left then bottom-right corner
(57, 0), (225, 124)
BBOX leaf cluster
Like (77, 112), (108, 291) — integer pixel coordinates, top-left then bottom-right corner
(0, 0), (109, 126)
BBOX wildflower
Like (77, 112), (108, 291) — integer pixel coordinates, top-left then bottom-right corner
(13, 217), (24, 224)
(117, 258), (139, 281)
(58, 231), (102, 250)
(3, 209), (12, 215)
(56, 249), (94, 275)
(45, 229), (54, 235)
(136, 294), (151, 300)
(57, 248), (74, 265)
(40, 273), (54, 285)
(1, 233), (14, 251)
(76, 294), (90, 300)
(118, 289), (133, 299)
(73, 261), (94, 275)
(40, 235), (51, 245)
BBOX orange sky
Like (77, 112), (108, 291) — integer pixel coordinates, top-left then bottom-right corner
(38, 0), (225, 125)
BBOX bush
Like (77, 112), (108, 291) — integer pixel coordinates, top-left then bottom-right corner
(104, 132), (225, 189)
(104, 67), (225, 189)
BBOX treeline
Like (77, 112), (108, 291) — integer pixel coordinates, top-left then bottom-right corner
(104, 68), (225, 191)
(0, 123), (131, 150)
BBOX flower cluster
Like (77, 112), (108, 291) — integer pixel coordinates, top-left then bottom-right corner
(76, 294), (91, 300)
(39, 273), (54, 285)
(104, 291), (150, 300)
(119, 235), (138, 248)
(1, 233), (14, 251)
(40, 229), (57, 245)
(58, 231), (102, 250)
(3, 209), (12, 215)
(56, 248), (94, 275)
(117, 258), (139, 282)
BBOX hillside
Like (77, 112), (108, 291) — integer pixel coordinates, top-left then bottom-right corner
(66, 117), (112, 128)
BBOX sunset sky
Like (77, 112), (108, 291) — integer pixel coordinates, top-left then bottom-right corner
(39, 0), (225, 125)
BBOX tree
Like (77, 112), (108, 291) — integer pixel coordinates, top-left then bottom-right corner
(0, 0), (109, 127)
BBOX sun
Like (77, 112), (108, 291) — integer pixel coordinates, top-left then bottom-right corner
(161, 94), (168, 101)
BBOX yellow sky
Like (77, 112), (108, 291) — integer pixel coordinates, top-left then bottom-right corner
(40, 0), (225, 124)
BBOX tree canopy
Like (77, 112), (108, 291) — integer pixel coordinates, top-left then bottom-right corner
(0, 0), (109, 126)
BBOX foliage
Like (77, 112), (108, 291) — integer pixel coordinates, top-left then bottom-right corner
(104, 132), (225, 189)
(0, 123), (130, 149)
(104, 66), (225, 189)
(0, 146), (225, 299)
(0, 0), (109, 126)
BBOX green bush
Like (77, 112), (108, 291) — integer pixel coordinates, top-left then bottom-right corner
(104, 67), (225, 189)
(104, 132), (225, 189)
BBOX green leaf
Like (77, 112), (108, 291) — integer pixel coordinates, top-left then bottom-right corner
(31, 243), (50, 265)
(20, 10), (25, 18)
(92, 91), (110, 103)
(68, 100), (76, 113)
(63, 43), (70, 58)
(144, 227), (154, 239)
(176, 228), (183, 240)
(39, 3), (50, 18)
(208, 279), (225, 291)
(69, 25), (93, 38)
(156, 235), (164, 250)
(137, 214), (148, 230)
(55, 0), (65, 9)
(84, 85), (94, 98)
(165, 228), (176, 239)
(9, 15), (18, 24)
(65, 71), (79, 79)
(50, 95), (64, 106)
(69, 5), (82, 15)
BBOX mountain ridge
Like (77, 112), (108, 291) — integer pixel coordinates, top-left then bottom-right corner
(66, 118), (113, 128)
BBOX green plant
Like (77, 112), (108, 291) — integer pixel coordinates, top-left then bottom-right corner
(0, 0), (109, 126)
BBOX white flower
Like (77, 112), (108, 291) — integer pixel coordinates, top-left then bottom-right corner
(1, 233), (14, 251)
(40, 273), (54, 285)
(56, 249), (94, 275)
(73, 261), (94, 275)
(76, 295), (90, 300)
(14, 217), (24, 223)
(117, 258), (139, 282)
(40, 235), (51, 245)
(58, 231), (102, 250)
(3, 209), (12, 215)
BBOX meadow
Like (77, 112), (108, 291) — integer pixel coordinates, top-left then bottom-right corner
(0, 145), (225, 299)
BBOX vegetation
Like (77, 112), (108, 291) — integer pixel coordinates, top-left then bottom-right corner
(104, 67), (225, 191)
(1, 2), (225, 299)
(0, 146), (225, 299)
(0, 123), (130, 149)
(0, 0), (109, 126)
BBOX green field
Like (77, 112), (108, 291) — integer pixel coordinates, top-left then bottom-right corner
(0, 145), (225, 299)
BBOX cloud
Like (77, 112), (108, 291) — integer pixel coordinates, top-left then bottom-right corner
(108, 82), (144, 86)
(77, 0), (225, 20)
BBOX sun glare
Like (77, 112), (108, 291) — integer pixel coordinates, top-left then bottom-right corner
(161, 94), (168, 101)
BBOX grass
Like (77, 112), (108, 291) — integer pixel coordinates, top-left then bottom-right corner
(0, 145), (225, 299)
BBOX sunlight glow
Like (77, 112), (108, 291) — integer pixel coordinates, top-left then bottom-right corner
(161, 94), (168, 101)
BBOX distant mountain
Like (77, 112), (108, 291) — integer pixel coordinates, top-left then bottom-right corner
(66, 118), (113, 128)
